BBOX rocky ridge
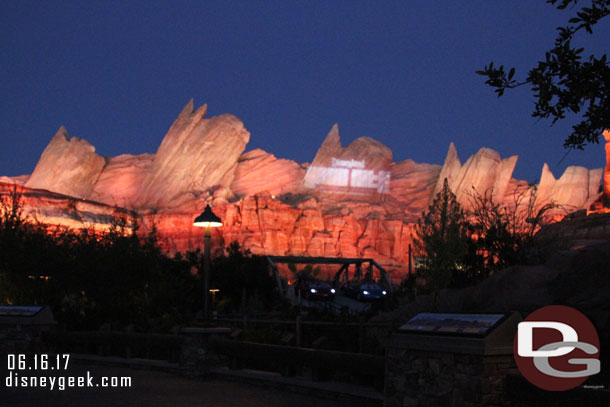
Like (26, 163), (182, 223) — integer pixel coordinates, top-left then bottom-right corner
(2, 100), (606, 278)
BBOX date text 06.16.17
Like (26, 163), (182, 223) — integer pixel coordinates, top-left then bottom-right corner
(7, 354), (70, 371)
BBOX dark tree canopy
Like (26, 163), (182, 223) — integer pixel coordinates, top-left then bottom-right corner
(413, 178), (469, 293)
(477, 0), (610, 149)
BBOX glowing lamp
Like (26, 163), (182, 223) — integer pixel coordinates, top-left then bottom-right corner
(193, 205), (222, 228)
(193, 204), (223, 320)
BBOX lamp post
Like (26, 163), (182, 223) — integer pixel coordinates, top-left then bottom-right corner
(193, 205), (222, 320)
(209, 288), (220, 319)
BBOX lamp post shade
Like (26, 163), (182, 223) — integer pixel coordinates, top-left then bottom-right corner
(193, 204), (222, 321)
(193, 205), (222, 228)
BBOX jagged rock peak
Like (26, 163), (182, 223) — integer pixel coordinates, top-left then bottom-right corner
(49, 126), (94, 150)
(53, 125), (69, 140)
(132, 100), (250, 209)
(433, 142), (461, 196)
(303, 124), (393, 199)
(311, 124), (342, 167)
(538, 162), (602, 209)
(25, 126), (106, 199)
(156, 99), (208, 156)
(311, 123), (393, 166)
(433, 143), (518, 207)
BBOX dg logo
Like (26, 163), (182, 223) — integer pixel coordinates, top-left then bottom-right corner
(514, 305), (601, 391)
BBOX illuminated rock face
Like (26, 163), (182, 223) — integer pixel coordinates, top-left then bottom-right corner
(0, 182), (123, 230)
(436, 142), (602, 215)
(604, 130), (610, 204)
(89, 153), (153, 208)
(589, 129), (610, 212)
(538, 163), (603, 210)
(133, 100), (250, 209)
(389, 159), (441, 217)
(303, 124), (393, 200)
(0, 175), (28, 185)
(141, 194), (416, 280)
(25, 127), (106, 199)
(6, 100), (605, 278)
(230, 149), (305, 197)
(434, 143), (518, 208)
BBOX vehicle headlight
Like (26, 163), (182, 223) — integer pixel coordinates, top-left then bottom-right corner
(310, 288), (317, 293)
(362, 290), (369, 295)
(330, 288), (336, 294)
(382, 290), (387, 295)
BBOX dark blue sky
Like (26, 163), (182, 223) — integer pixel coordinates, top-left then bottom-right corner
(2, 1), (608, 183)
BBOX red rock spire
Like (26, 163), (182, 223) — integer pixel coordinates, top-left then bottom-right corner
(586, 129), (610, 213)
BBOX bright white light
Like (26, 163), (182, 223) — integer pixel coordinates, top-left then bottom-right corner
(382, 290), (387, 295)
(193, 220), (222, 228)
(330, 288), (336, 294)
(362, 290), (369, 295)
(303, 157), (390, 193)
(310, 288), (317, 293)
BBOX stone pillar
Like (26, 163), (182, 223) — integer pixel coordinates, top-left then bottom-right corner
(602, 130), (610, 208)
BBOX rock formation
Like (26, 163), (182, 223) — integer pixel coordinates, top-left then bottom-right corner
(433, 143), (518, 208)
(0, 182), (124, 230)
(588, 129), (610, 212)
(230, 149), (305, 197)
(88, 153), (154, 208)
(132, 100), (250, 210)
(4, 100), (605, 279)
(303, 124), (393, 201)
(388, 159), (441, 218)
(602, 129), (610, 208)
(538, 163), (603, 210)
(25, 127), (106, 199)
(0, 175), (28, 185)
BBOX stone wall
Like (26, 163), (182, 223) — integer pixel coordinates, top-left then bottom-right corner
(384, 347), (518, 407)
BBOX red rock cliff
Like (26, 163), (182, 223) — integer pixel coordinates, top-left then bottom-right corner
(3, 101), (605, 280)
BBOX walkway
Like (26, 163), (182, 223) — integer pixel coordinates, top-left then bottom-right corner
(1, 362), (377, 407)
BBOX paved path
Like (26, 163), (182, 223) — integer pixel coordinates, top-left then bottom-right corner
(1, 363), (376, 407)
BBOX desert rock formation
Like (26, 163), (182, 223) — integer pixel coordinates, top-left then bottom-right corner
(3, 100), (605, 278)
(433, 143), (518, 208)
(587, 129), (610, 212)
(88, 153), (154, 208)
(303, 124), (393, 201)
(230, 149), (306, 197)
(25, 127), (106, 199)
(133, 100), (250, 209)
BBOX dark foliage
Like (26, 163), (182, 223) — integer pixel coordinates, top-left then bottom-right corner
(413, 181), (553, 291)
(477, 0), (610, 149)
(413, 179), (469, 293)
(187, 241), (281, 314)
(0, 188), (198, 331)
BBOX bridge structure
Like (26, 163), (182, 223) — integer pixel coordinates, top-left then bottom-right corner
(265, 255), (393, 298)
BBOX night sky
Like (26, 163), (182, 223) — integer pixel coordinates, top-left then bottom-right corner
(2, 1), (609, 183)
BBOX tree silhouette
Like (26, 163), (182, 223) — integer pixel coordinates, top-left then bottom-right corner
(0, 188), (199, 331)
(477, 0), (609, 149)
(413, 179), (469, 295)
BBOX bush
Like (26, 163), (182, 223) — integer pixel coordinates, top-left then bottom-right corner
(187, 241), (281, 315)
(0, 188), (198, 331)
(412, 180), (557, 292)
